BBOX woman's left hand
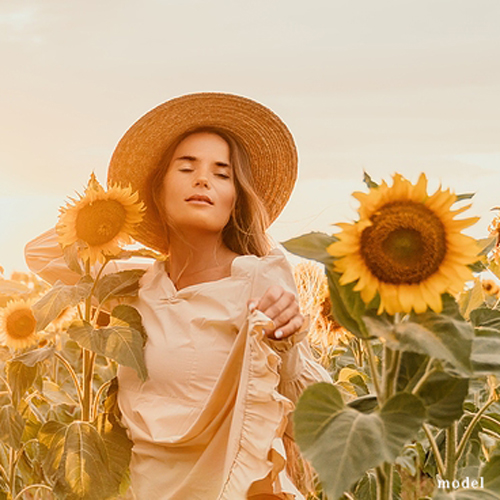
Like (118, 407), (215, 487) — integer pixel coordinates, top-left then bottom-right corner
(247, 285), (304, 340)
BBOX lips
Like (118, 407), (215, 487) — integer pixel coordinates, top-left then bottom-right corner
(185, 194), (213, 205)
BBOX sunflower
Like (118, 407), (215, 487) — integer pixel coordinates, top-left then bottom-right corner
(57, 173), (145, 265)
(0, 299), (39, 349)
(327, 173), (479, 315)
(482, 279), (500, 297)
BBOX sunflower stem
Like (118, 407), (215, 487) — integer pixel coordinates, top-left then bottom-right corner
(54, 352), (84, 413)
(82, 259), (96, 422)
(444, 422), (457, 486)
(0, 463), (7, 483)
(456, 395), (496, 463)
(381, 344), (401, 403)
(90, 258), (110, 298)
(375, 462), (393, 500)
(380, 343), (390, 405)
(363, 339), (382, 402)
(8, 447), (16, 497)
(423, 424), (446, 478)
(82, 349), (96, 422)
(92, 379), (112, 421)
(9, 439), (38, 494)
(387, 350), (402, 400)
(13, 484), (54, 500)
(411, 358), (434, 395)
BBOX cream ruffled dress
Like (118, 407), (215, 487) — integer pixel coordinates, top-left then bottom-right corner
(25, 229), (333, 500)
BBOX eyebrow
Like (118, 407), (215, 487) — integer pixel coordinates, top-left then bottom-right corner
(174, 155), (231, 168)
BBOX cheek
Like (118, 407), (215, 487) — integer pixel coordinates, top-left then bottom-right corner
(222, 185), (236, 212)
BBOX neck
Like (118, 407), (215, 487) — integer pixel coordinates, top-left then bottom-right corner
(166, 230), (235, 286)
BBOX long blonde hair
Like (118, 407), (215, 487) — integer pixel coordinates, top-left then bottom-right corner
(149, 126), (271, 257)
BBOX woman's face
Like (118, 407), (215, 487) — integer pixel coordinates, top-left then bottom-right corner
(161, 132), (236, 236)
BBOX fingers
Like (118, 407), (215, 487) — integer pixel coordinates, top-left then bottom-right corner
(258, 286), (296, 322)
(273, 313), (305, 339)
(247, 286), (304, 340)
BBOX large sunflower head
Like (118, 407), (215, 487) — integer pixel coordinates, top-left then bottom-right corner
(57, 174), (145, 265)
(0, 299), (39, 349)
(327, 173), (479, 315)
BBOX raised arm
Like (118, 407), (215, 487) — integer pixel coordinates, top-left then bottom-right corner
(25, 227), (150, 284)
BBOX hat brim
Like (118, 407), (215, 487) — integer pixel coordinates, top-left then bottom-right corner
(107, 92), (297, 253)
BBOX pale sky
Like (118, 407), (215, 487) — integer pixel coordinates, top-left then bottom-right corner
(1, 0), (500, 274)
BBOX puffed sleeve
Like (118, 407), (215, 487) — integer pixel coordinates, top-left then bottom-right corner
(25, 227), (151, 285)
(249, 248), (333, 406)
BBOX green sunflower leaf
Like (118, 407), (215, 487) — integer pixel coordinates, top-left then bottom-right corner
(477, 236), (497, 256)
(414, 371), (469, 427)
(68, 319), (147, 381)
(111, 304), (147, 343)
(32, 276), (93, 331)
(325, 265), (372, 338)
(489, 261), (500, 281)
(469, 308), (500, 375)
(94, 269), (146, 303)
(94, 409), (133, 496)
(53, 421), (115, 500)
(62, 241), (84, 275)
(363, 171), (379, 189)
(458, 279), (485, 320)
(281, 231), (337, 266)
(481, 449), (500, 493)
(352, 471), (378, 500)
(7, 358), (38, 408)
(293, 384), (425, 500)
(366, 295), (473, 376)
(38, 420), (68, 477)
(0, 405), (25, 450)
(455, 192), (476, 202)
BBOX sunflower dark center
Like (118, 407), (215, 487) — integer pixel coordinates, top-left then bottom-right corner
(75, 199), (127, 246)
(359, 201), (447, 284)
(6, 309), (36, 339)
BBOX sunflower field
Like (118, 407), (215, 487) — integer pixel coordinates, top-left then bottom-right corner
(1, 172), (500, 499)
(285, 173), (500, 500)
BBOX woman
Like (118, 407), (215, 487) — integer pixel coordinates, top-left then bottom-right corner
(26, 93), (332, 500)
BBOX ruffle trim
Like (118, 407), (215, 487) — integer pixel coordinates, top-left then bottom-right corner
(219, 310), (303, 500)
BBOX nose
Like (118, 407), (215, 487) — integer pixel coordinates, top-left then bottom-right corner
(193, 170), (210, 188)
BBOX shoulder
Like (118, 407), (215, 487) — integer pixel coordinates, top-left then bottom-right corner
(232, 247), (290, 275)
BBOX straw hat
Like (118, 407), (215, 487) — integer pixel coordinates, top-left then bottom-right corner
(107, 92), (298, 253)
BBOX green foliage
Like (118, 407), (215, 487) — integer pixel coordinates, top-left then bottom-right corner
(284, 226), (500, 500)
(53, 421), (115, 500)
(415, 371), (469, 428)
(32, 276), (93, 330)
(363, 171), (379, 189)
(68, 317), (147, 381)
(0, 406), (25, 450)
(0, 258), (148, 498)
(294, 384), (425, 500)
(7, 347), (55, 407)
(94, 269), (146, 303)
(364, 295), (473, 376)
